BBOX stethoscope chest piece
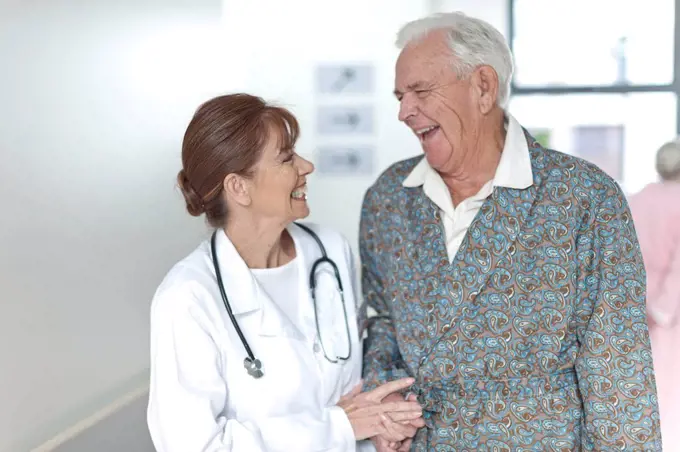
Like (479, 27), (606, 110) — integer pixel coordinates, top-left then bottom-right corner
(244, 357), (264, 379)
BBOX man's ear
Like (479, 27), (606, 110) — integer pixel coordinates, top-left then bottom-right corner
(472, 65), (499, 114)
(223, 173), (251, 207)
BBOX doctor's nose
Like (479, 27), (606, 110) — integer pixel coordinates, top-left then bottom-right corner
(296, 154), (314, 176)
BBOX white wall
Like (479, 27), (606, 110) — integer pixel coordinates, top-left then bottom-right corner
(0, 0), (509, 450)
(0, 0), (233, 450)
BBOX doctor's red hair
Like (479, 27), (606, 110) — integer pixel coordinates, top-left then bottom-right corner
(177, 93), (300, 227)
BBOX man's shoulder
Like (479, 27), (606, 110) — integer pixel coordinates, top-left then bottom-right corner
(365, 155), (423, 197)
(534, 147), (624, 201)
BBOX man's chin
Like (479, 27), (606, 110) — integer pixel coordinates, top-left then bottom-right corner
(422, 148), (451, 171)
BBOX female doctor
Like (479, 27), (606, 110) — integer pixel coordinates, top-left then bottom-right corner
(146, 93), (423, 452)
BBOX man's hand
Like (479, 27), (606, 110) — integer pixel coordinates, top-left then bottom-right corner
(337, 378), (422, 441)
(371, 393), (424, 450)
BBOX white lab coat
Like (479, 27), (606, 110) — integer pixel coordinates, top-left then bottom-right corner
(147, 222), (375, 452)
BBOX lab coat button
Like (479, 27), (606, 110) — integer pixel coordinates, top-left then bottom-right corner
(313, 343), (321, 353)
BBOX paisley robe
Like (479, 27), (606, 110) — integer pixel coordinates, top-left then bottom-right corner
(360, 132), (662, 451)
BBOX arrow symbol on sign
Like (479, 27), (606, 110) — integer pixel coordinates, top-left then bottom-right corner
(332, 112), (360, 128)
(331, 68), (356, 92)
(346, 152), (359, 167)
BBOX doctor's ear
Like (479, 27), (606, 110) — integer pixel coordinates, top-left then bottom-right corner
(223, 174), (252, 207)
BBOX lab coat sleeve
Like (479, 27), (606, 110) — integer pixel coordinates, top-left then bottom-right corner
(359, 188), (411, 393)
(342, 239), (377, 452)
(147, 287), (356, 452)
(649, 236), (680, 327)
(573, 186), (662, 450)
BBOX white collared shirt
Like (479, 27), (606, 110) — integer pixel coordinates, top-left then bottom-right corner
(402, 114), (534, 262)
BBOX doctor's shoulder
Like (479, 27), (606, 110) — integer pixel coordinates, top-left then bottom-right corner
(293, 221), (352, 259)
(149, 240), (218, 323)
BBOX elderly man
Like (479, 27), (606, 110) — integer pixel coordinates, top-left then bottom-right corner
(360, 11), (662, 451)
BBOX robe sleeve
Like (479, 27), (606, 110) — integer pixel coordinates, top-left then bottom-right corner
(574, 183), (662, 450)
(359, 187), (411, 392)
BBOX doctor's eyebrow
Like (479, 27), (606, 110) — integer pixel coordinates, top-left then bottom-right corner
(278, 148), (294, 161)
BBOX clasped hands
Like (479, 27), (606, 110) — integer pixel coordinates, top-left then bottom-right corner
(336, 377), (425, 451)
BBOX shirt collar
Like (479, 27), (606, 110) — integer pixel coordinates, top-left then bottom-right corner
(402, 113), (534, 190)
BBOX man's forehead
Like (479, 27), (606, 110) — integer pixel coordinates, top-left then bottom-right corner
(397, 37), (451, 70)
(395, 52), (450, 89)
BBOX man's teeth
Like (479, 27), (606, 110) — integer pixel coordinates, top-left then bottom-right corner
(416, 126), (438, 136)
(291, 187), (307, 200)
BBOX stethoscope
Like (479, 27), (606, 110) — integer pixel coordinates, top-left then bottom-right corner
(210, 222), (352, 379)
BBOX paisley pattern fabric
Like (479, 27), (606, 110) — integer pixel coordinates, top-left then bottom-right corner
(359, 131), (662, 451)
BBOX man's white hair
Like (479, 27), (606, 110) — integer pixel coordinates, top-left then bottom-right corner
(656, 139), (680, 181)
(396, 12), (514, 107)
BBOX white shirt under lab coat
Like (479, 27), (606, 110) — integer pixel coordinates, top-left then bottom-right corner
(147, 222), (374, 452)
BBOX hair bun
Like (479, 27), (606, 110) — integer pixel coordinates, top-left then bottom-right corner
(177, 169), (205, 216)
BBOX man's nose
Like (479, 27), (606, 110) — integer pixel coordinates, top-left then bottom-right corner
(398, 94), (417, 122)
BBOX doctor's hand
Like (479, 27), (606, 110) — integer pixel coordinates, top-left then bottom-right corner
(371, 393), (424, 451)
(336, 377), (422, 441)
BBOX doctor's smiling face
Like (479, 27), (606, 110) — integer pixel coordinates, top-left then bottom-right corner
(178, 93), (313, 231)
(242, 122), (315, 225)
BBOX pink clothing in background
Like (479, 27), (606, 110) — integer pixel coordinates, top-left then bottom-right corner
(629, 182), (680, 450)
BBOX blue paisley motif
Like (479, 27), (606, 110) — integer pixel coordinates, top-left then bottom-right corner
(360, 131), (661, 450)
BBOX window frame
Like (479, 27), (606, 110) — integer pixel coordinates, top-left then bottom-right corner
(507, 0), (680, 133)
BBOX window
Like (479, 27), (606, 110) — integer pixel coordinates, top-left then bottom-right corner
(512, 0), (675, 87)
(508, 0), (680, 194)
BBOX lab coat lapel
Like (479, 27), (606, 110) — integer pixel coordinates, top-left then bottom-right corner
(213, 228), (304, 340)
(287, 224), (315, 339)
(288, 223), (348, 358)
(212, 229), (260, 315)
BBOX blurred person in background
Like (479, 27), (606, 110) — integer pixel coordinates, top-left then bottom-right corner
(360, 11), (662, 451)
(629, 140), (680, 451)
(146, 93), (424, 451)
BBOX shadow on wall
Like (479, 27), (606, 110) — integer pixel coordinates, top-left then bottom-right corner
(50, 395), (154, 452)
